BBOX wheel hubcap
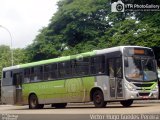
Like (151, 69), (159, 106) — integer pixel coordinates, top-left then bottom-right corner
(31, 98), (37, 107)
(95, 95), (101, 103)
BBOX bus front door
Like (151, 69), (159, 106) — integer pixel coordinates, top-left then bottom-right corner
(14, 73), (23, 104)
(109, 58), (123, 99)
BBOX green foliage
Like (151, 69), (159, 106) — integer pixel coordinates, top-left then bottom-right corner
(1, 0), (160, 78)
(27, 0), (111, 61)
(26, 0), (160, 61)
(101, 13), (160, 47)
(0, 45), (28, 78)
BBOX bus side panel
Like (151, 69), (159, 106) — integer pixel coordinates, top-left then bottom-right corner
(44, 80), (66, 103)
(64, 76), (95, 103)
(44, 76), (95, 104)
(1, 86), (16, 105)
(22, 83), (47, 104)
(22, 76), (95, 104)
(65, 78), (84, 102)
(96, 76), (110, 101)
(82, 76), (95, 102)
(23, 80), (67, 104)
(22, 84), (29, 104)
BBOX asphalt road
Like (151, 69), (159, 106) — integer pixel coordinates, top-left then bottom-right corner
(0, 101), (160, 120)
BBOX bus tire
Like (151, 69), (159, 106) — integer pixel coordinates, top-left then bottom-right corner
(29, 94), (44, 109)
(52, 103), (67, 108)
(37, 104), (44, 109)
(93, 90), (107, 108)
(120, 99), (133, 107)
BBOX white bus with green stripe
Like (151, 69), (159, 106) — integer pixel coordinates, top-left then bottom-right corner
(1, 46), (159, 108)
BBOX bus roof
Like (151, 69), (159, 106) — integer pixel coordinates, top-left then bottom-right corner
(3, 46), (151, 71)
(96, 45), (152, 55)
(3, 51), (96, 71)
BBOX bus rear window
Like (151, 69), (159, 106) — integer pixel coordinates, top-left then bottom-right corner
(3, 72), (6, 78)
(3, 71), (12, 78)
(2, 71), (13, 86)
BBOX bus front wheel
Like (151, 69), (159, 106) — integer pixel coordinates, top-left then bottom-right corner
(120, 100), (133, 107)
(93, 90), (107, 108)
(29, 94), (44, 109)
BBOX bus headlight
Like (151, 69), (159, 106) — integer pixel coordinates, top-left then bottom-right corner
(152, 84), (158, 91)
(125, 83), (136, 91)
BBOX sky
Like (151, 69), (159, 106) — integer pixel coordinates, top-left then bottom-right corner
(0, 0), (59, 48)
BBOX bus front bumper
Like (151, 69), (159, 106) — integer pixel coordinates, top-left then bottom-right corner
(125, 89), (159, 100)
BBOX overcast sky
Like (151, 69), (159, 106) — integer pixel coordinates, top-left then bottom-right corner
(0, 0), (59, 48)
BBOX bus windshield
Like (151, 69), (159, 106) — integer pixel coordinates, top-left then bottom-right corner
(124, 47), (157, 81)
(125, 56), (157, 81)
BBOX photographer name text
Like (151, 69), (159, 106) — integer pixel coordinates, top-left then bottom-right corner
(2, 114), (18, 120)
(90, 114), (160, 120)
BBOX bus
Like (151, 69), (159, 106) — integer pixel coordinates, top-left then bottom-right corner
(1, 46), (159, 109)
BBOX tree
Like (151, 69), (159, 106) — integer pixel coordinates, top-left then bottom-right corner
(0, 45), (28, 78)
(27, 0), (160, 61)
(27, 0), (112, 61)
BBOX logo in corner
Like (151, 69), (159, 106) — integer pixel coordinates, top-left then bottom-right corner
(111, 0), (125, 12)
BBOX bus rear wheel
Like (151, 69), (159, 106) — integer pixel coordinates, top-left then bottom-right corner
(29, 94), (44, 109)
(52, 103), (67, 108)
(120, 100), (133, 107)
(93, 90), (107, 108)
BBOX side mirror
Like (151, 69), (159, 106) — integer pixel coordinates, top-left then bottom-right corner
(154, 60), (158, 69)
(155, 60), (159, 79)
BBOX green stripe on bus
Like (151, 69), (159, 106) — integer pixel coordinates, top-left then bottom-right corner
(141, 82), (158, 92)
(19, 51), (96, 68)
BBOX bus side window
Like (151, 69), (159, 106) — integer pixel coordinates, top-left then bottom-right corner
(81, 57), (89, 75)
(30, 67), (35, 82)
(50, 64), (58, 80)
(97, 55), (105, 74)
(72, 60), (78, 76)
(73, 57), (89, 76)
(64, 61), (72, 77)
(24, 68), (30, 83)
(74, 59), (83, 76)
(90, 57), (97, 75)
(44, 65), (50, 80)
(34, 66), (43, 81)
(59, 62), (71, 78)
